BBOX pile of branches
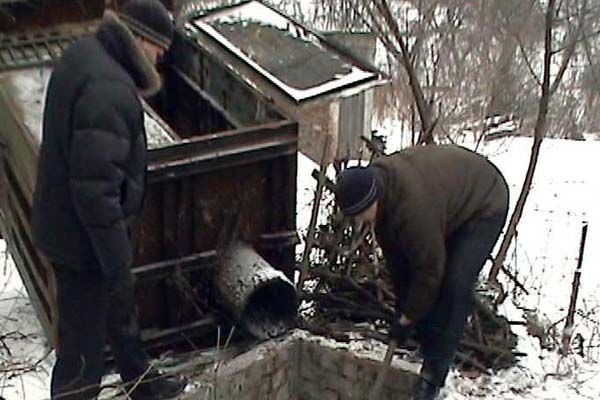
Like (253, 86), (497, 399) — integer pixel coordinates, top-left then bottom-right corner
(299, 155), (522, 373)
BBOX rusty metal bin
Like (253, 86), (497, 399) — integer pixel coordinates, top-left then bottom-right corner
(0, 1), (383, 354)
(0, 22), (299, 351)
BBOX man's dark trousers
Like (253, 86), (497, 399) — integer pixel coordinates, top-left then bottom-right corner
(51, 265), (149, 399)
(416, 212), (507, 387)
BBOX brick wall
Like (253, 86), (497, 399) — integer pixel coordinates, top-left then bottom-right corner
(187, 336), (419, 400)
(295, 340), (418, 400)
(190, 340), (295, 400)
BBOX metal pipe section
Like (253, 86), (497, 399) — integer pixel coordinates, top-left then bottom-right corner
(214, 242), (298, 339)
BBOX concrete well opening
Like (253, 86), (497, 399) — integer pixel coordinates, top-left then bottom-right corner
(187, 334), (420, 400)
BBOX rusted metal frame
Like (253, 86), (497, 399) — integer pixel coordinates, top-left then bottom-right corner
(258, 231), (299, 250)
(170, 65), (242, 129)
(0, 26), (93, 71)
(146, 122), (297, 182)
(19, 43), (33, 63)
(0, 57), (54, 71)
(140, 315), (217, 350)
(5, 44), (17, 64)
(29, 41), (42, 60)
(147, 120), (296, 162)
(44, 38), (58, 60)
(132, 249), (217, 281)
(54, 38), (67, 52)
(147, 138), (296, 183)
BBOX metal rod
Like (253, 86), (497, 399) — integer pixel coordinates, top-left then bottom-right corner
(299, 134), (331, 288)
(561, 221), (588, 355)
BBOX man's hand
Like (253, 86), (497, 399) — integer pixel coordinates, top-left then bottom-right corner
(391, 314), (413, 345)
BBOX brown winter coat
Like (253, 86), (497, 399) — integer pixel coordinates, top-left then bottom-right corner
(372, 145), (509, 322)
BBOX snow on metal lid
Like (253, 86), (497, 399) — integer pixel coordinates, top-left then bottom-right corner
(1, 67), (175, 150)
(188, 0), (379, 103)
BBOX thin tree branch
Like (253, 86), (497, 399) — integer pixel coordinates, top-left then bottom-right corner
(549, 0), (588, 95)
(489, 0), (558, 284)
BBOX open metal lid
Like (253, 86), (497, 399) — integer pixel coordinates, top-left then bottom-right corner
(185, 0), (383, 105)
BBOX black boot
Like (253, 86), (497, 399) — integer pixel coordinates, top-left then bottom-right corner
(129, 372), (188, 400)
(409, 377), (440, 400)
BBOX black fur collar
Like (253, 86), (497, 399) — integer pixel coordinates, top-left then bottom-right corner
(96, 10), (161, 97)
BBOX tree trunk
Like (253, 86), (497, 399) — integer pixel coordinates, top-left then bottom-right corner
(488, 0), (556, 283)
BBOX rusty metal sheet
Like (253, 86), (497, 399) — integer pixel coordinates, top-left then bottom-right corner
(147, 120), (297, 181)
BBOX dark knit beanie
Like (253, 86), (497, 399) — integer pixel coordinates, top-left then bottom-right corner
(335, 166), (379, 216)
(119, 0), (174, 49)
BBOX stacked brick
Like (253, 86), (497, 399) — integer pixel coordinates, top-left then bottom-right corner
(187, 336), (419, 400)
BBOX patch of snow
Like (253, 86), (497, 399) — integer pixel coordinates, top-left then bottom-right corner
(1, 68), (51, 143)
(0, 241), (54, 400)
(144, 112), (177, 149)
(291, 329), (421, 374)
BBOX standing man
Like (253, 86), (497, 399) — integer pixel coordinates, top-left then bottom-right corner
(335, 145), (509, 400)
(32, 1), (187, 399)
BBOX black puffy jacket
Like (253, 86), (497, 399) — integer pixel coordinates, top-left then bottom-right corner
(32, 11), (161, 276)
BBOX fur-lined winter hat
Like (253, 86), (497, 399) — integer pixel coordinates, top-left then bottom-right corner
(119, 0), (174, 49)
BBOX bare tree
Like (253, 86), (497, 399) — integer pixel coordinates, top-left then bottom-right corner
(271, 0), (599, 288)
(489, 0), (590, 284)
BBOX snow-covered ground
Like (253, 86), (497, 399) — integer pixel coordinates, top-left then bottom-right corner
(0, 244), (54, 399)
(1, 131), (599, 399)
(296, 131), (600, 399)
